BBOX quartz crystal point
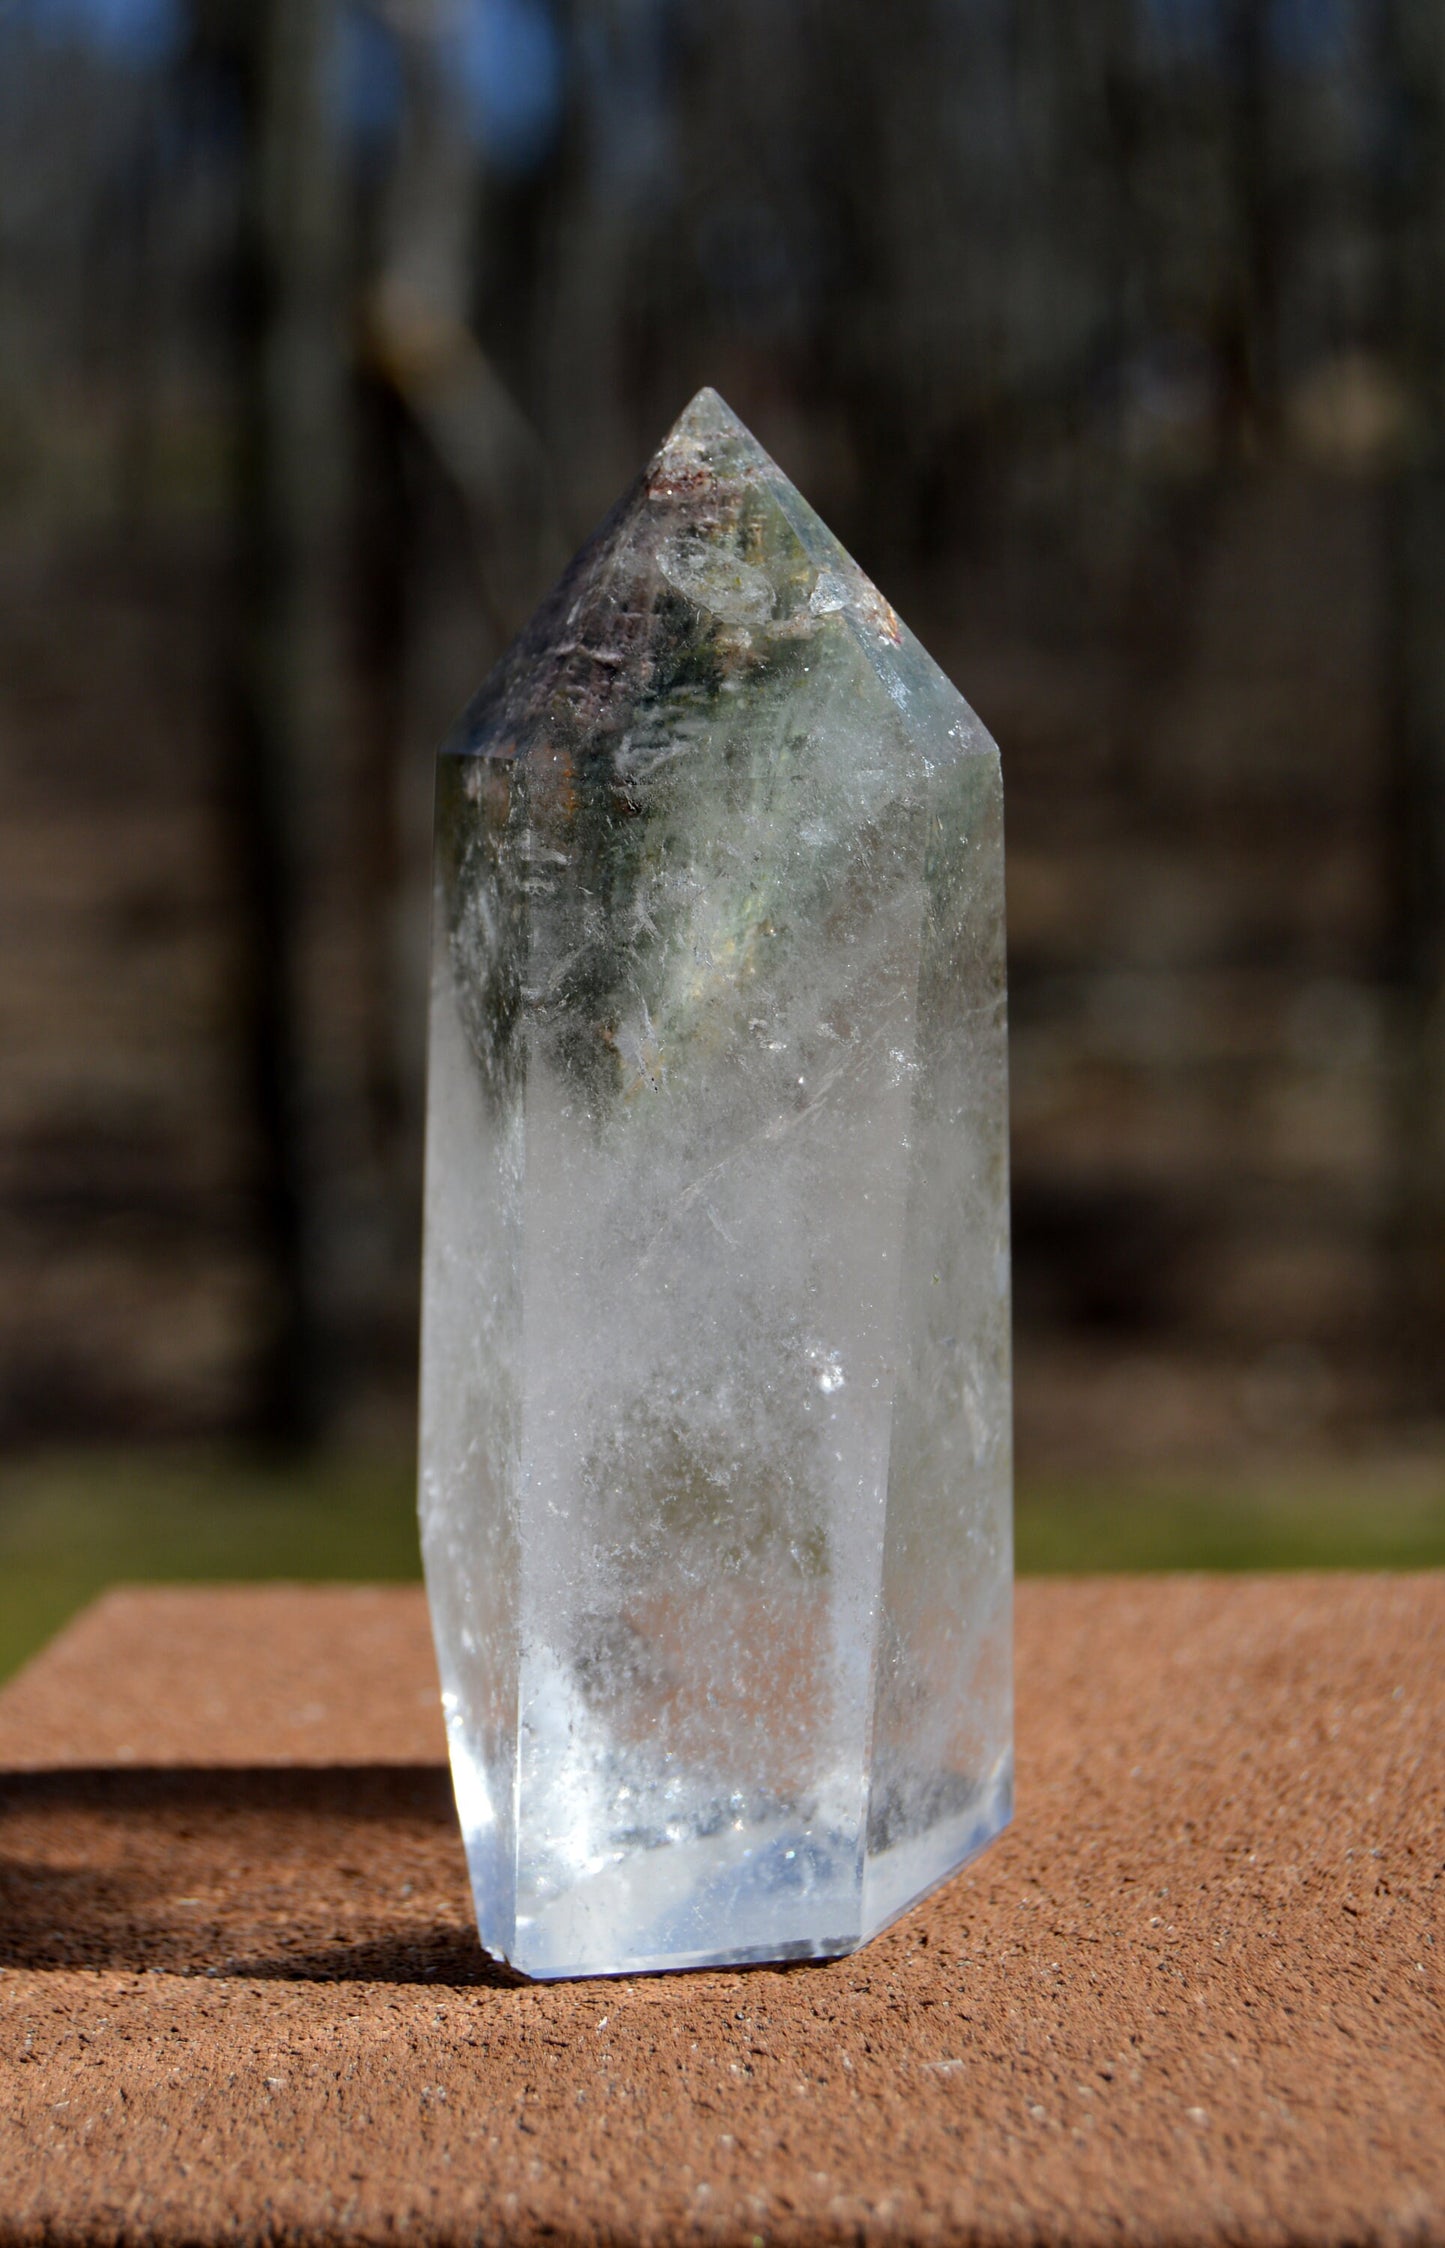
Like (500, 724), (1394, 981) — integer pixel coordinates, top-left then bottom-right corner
(420, 389), (1012, 1980)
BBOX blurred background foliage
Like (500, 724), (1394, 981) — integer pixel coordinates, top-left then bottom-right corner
(2, 0), (1445, 1667)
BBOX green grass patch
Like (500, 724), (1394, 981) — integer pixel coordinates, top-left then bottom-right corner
(1016, 1461), (1445, 1575)
(0, 1449), (421, 1686)
(0, 1446), (1441, 1687)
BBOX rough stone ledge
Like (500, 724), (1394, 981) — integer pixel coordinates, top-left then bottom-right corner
(0, 1575), (1440, 2247)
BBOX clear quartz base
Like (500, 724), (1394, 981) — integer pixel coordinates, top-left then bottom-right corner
(444, 1681), (1012, 1979)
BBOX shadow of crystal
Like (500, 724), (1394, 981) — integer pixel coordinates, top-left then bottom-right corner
(0, 1763), (516, 1986)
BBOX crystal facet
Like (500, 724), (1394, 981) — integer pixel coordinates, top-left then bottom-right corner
(419, 390), (1012, 1980)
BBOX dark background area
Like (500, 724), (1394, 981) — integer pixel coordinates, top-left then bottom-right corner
(4, 0), (1445, 1505)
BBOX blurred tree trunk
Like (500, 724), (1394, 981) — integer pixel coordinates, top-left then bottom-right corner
(231, 0), (345, 1444)
(1221, 0), (1281, 448)
(1383, 0), (1445, 1410)
(349, 363), (411, 1236)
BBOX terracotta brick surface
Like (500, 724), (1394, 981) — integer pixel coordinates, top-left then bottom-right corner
(0, 1577), (1441, 2245)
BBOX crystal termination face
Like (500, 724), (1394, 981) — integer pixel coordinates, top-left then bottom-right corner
(419, 389), (1011, 1980)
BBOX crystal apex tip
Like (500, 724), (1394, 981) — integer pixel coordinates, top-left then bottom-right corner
(658, 384), (762, 461)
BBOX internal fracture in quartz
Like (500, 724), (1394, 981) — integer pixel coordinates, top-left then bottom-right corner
(419, 389), (1012, 1980)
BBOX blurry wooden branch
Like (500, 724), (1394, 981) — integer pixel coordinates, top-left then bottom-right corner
(359, 275), (568, 642)
(360, 0), (569, 638)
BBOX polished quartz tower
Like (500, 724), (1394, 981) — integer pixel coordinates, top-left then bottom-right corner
(420, 390), (1011, 1980)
